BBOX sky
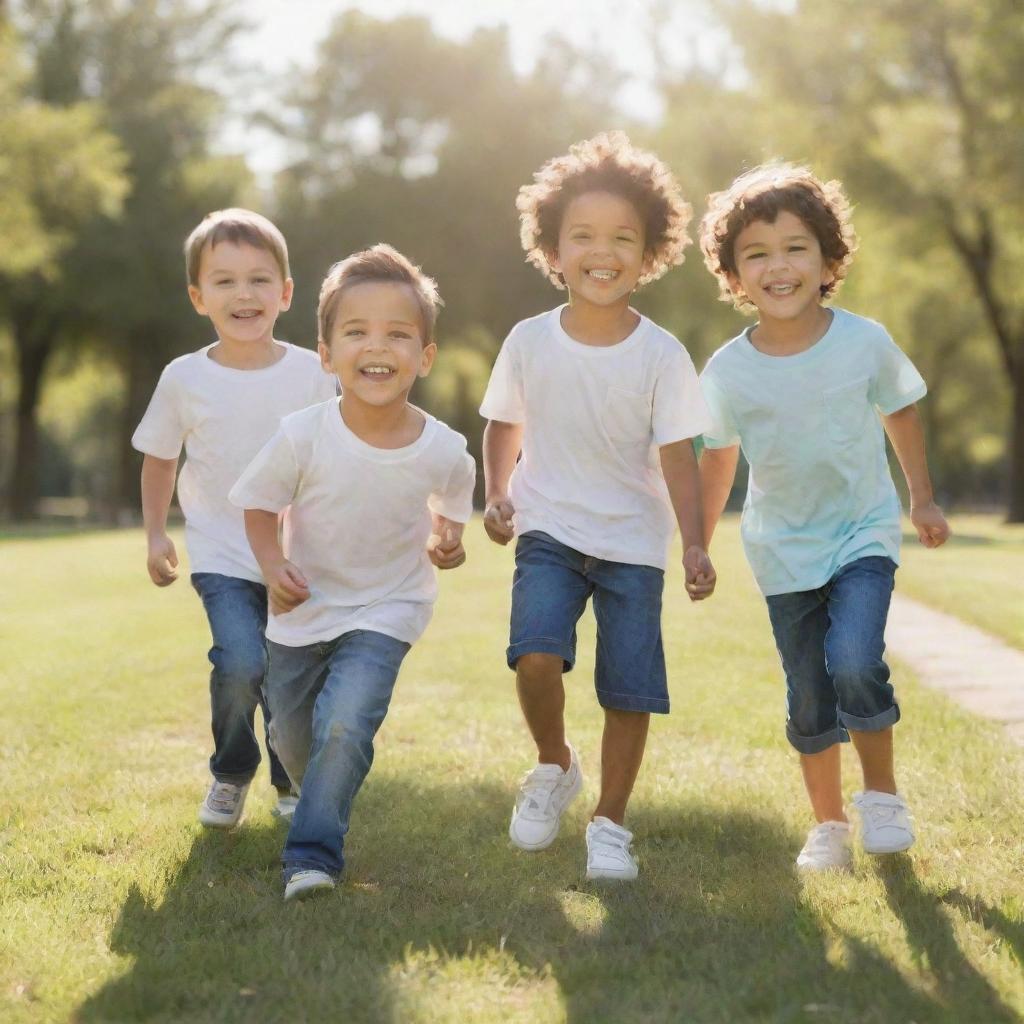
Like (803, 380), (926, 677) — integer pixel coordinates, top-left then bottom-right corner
(222, 0), (739, 180)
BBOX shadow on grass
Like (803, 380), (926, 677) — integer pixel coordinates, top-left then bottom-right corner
(74, 779), (1010, 1024)
(941, 888), (1024, 966)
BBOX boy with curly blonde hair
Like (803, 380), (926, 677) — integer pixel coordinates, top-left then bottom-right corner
(480, 132), (714, 880)
(698, 163), (949, 872)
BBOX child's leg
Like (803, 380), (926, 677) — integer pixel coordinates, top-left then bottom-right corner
(594, 709), (650, 824)
(516, 653), (570, 769)
(823, 556), (901, 792)
(191, 573), (271, 785)
(282, 630), (410, 881)
(766, 586), (849, 822)
(590, 559), (668, 824)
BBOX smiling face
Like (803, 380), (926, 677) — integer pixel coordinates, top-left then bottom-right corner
(550, 191), (647, 311)
(727, 210), (835, 327)
(319, 280), (436, 412)
(188, 241), (293, 348)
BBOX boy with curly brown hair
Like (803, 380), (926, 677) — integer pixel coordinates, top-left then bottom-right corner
(697, 163), (950, 872)
(480, 131), (715, 880)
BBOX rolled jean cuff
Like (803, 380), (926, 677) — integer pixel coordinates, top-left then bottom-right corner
(838, 702), (901, 733)
(212, 767), (259, 785)
(596, 688), (669, 715)
(785, 721), (850, 755)
(506, 638), (575, 672)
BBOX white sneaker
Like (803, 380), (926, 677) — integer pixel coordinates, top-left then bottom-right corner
(284, 869), (336, 902)
(272, 792), (299, 820)
(585, 816), (639, 881)
(852, 790), (915, 854)
(796, 821), (853, 872)
(197, 780), (249, 828)
(509, 745), (582, 851)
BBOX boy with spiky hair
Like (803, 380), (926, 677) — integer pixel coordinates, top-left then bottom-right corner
(231, 244), (474, 900)
(133, 208), (337, 829)
(481, 132), (715, 881)
(698, 163), (949, 872)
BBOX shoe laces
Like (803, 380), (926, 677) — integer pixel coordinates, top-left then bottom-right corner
(207, 782), (242, 813)
(861, 803), (901, 827)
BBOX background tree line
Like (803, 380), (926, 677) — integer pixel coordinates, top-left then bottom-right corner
(2, 0), (1021, 521)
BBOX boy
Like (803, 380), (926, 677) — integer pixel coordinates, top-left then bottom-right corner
(133, 208), (337, 828)
(480, 132), (715, 881)
(230, 244), (475, 901)
(697, 163), (950, 871)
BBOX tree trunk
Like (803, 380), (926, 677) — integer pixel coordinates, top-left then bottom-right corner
(1008, 364), (1024, 523)
(8, 303), (55, 520)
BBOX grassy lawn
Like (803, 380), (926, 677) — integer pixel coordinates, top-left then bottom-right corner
(898, 514), (1024, 651)
(2, 519), (1023, 1023)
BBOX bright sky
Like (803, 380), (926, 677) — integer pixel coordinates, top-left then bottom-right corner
(225, 0), (738, 180)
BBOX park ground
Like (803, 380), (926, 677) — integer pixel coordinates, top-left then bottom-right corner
(1, 515), (1023, 1024)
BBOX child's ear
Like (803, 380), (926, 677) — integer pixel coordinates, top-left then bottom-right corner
(545, 248), (561, 276)
(820, 262), (838, 293)
(318, 340), (332, 373)
(418, 341), (438, 377)
(187, 284), (208, 316)
(725, 271), (746, 301)
(280, 277), (295, 312)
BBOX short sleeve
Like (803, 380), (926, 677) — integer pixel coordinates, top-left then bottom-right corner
(478, 328), (525, 423)
(428, 446), (476, 523)
(312, 366), (339, 404)
(869, 330), (927, 414)
(699, 369), (741, 449)
(132, 366), (187, 460)
(228, 427), (301, 513)
(651, 346), (712, 446)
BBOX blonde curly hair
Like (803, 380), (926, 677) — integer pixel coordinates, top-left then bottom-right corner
(516, 131), (692, 289)
(699, 162), (858, 312)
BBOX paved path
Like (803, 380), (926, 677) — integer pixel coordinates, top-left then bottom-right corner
(886, 592), (1024, 744)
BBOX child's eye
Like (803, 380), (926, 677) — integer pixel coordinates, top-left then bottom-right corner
(253, 276), (271, 284)
(617, 236), (635, 244)
(390, 331), (412, 341)
(344, 329), (364, 337)
(788, 246), (806, 253)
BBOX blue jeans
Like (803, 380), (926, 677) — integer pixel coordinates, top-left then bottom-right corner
(508, 531), (669, 713)
(765, 556), (901, 755)
(190, 573), (290, 790)
(264, 630), (410, 881)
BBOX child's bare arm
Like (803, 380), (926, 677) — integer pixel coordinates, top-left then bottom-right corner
(141, 454), (179, 586)
(243, 508), (310, 614)
(881, 404), (951, 548)
(660, 439), (716, 601)
(698, 445), (740, 549)
(428, 514), (467, 570)
(482, 420), (523, 545)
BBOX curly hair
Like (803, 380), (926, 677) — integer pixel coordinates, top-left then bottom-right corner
(699, 162), (857, 312)
(318, 244), (442, 346)
(516, 131), (693, 289)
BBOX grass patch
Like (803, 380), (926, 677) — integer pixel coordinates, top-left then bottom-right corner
(897, 513), (1024, 650)
(1, 520), (1023, 1023)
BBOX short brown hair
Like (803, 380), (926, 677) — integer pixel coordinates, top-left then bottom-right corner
(517, 131), (693, 289)
(184, 208), (290, 286)
(699, 162), (857, 311)
(317, 244), (442, 346)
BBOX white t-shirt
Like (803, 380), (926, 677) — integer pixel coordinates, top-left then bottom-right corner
(132, 342), (337, 582)
(228, 399), (476, 647)
(479, 306), (711, 570)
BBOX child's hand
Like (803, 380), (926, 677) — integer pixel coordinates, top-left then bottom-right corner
(683, 545), (717, 601)
(428, 523), (467, 570)
(911, 501), (951, 548)
(146, 533), (179, 586)
(267, 560), (311, 615)
(483, 498), (515, 545)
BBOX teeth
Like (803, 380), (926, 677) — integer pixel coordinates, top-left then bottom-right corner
(588, 270), (617, 281)
(767, 283), (796, 295)
(361, 366), (394, 376)
(233, 311), (260, 318)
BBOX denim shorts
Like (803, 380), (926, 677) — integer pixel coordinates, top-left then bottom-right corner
(508, 531), (668, 714)
(765, 556), (900, 754)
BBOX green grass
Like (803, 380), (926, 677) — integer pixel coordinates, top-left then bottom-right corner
(897, 513), (1024, 650)
(1, 520), (1023, 1023)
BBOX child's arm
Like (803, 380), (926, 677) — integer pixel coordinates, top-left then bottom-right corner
(141, 454), (179, 586)
(243, 508), (311, 614)
(428, 515), (466, 570)
(482, 419), (523, 545)
(660, 439), (716, 601)
(698, 445), (740, 549)
(881, 404), (951, 548)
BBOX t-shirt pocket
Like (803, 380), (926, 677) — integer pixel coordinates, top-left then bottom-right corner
(824, 377), (870, 447)
(603, 387), (653, 447)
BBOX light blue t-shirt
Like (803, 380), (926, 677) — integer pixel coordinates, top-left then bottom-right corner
(700, 308), (927, 596)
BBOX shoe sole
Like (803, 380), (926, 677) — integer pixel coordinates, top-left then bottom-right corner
(508, 769), (583, 852)
(198, 813), (243, 829)
(863, 838), (915, 855)
(284, 881), (335, 902)
(586, 867), (639, 881)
